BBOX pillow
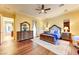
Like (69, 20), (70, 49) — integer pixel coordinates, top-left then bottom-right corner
(44, 31), (49, 34)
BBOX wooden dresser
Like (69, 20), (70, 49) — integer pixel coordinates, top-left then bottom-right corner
(17, 31), (33, 41)
(40, 34), (54, 44)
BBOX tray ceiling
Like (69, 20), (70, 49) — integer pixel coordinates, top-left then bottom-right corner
(0, 4), (79, 19)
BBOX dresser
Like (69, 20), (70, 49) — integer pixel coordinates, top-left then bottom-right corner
(17, 31), (33, 41)
(61, 32), (72, 42)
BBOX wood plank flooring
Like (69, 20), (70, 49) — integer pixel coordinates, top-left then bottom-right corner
(0, 40), (55, 55)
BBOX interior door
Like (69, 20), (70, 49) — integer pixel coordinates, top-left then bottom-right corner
(1, 16), (14, 43)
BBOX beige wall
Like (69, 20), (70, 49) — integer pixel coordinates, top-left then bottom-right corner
(1, 5), (79, 39)
(15, 13), (33, 31)
(0, 8), (35, 40)
(43, 9), (79, 36)
(14, 13), (35, 40)
(0, 8), (15, 42)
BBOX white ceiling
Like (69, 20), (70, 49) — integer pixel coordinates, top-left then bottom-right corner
(0, 4), (79, 19)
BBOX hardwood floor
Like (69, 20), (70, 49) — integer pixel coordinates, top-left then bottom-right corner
(0, 40), (55, 55)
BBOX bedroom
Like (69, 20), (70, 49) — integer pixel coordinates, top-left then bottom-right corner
(0, 4), (79, 55)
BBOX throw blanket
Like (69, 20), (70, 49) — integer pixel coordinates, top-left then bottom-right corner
(52, 34), (59, 45)
(52, 30), (59, 45)
(53, 34), (59, 40)
(53, 30), (59, 40)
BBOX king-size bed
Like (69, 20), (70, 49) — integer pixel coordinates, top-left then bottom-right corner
(40, 25), (61, 44)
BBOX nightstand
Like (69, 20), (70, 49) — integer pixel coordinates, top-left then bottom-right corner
(61, 32), (72, 42)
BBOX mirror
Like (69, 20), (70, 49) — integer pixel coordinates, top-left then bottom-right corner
(20, 21), (30, 31)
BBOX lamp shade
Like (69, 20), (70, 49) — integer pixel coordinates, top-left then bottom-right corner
(64, 27), (68, 32)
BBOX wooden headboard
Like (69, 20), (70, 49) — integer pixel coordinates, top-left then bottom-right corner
(49, 25), (61, 38)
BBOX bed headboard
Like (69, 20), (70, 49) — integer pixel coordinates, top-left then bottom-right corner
(49, 25), (61, 38)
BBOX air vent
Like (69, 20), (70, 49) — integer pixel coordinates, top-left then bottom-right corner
(59, 4), (64, 7)
(5, 7), (10, 10)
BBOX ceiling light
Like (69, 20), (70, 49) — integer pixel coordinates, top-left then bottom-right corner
(36, 4), (51, 14)
(41, 10), (44, 13)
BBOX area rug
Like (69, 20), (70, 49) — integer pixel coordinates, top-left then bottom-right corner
(31, 37), (70, 55)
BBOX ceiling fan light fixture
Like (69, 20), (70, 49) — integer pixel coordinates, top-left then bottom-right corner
(36, 4), (51, 14)
(41, 9), (44, 13)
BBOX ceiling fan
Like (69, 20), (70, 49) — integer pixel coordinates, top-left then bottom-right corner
(36, 4), (51, 14)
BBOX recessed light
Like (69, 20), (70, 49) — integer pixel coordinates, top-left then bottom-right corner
(64, 9), (68, 12)
(5, 7), (10, 10)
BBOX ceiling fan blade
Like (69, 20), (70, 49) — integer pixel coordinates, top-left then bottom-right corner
(44, 11), (47, 13)
(45, 8), (51, 11)
(36, 4), (51, 14)
(39, 12), (41, 14)
(42, 4), (44, 9)
(36, 9), (41, 11)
